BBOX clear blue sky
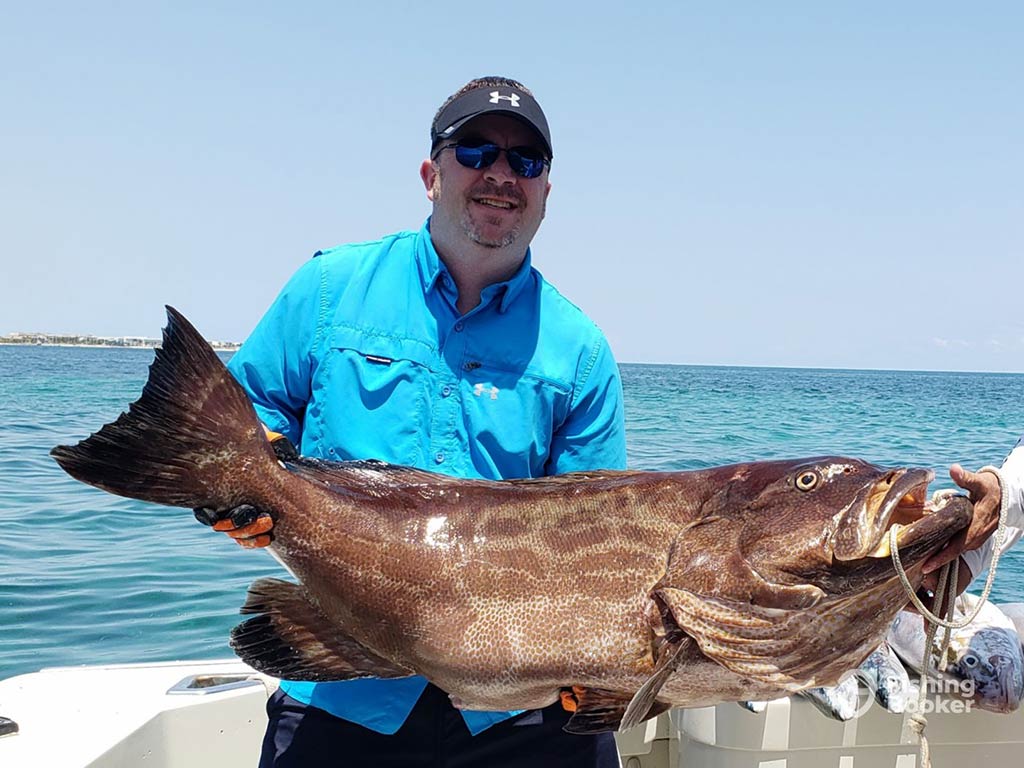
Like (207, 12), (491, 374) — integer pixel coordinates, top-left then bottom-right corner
(3, 2), (1021, 371)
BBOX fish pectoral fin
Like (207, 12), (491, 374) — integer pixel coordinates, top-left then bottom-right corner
(619, 639), (687, 731)
(563, 688), (671, 735)
(230, 578), (413, 682)
(654, 587), (813, 691)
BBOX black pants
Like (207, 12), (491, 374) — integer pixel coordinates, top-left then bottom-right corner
(259, 684), (620, 768)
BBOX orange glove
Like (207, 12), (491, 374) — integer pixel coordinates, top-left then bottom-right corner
(192, 429), (296, 548)
(193, 504), (276, 549)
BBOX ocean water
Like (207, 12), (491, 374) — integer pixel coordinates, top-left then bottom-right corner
(1, 346), (1022, 681)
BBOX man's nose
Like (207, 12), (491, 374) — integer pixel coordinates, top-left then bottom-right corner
(484, 150), (517, 185)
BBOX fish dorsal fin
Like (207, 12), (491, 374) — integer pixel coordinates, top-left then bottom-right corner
(654, 586), (822, 690)
(230, 577), (413, 682)
(508, 469), (649, 485)
(281, 457), (466, 504)
(284, 457), (648, 500)
(286, 456), (454, 486)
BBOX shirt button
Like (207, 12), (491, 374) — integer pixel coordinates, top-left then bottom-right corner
(441, 385), (452, 397)
(442, 275), (451, 287)
(434, 452), (445, 464)
(454, 322), (464, 332)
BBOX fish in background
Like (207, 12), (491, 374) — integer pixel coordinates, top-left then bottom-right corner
(798, 674), (863, 721)
(856, 642), (911, 713)
(888, 593), (1024, 714)
(749, 644), (910, 721)
(997, 602), (1024, 642)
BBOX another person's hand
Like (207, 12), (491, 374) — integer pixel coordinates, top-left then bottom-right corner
(918, 464), (1003, 598)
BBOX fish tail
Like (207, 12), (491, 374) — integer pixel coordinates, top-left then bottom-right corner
(50, 306), (277, 509)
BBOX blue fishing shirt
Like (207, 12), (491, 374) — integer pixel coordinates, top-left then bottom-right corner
(227, 219), (627, 735)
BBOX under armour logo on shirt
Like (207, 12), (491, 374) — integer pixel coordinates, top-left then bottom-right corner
(489, 91), (520, 107)
(474, 383), (499, 400)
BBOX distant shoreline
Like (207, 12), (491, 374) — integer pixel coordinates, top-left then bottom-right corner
(0, 341), (240, 352)
(3, 343), (1021, 374)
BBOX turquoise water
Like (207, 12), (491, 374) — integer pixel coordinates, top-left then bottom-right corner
(2, 347), (1023, 681)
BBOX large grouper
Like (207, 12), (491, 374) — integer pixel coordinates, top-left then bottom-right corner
(51, 307), (973, 733)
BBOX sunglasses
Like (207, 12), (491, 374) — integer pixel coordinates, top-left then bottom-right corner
(434, 141), (550, 179)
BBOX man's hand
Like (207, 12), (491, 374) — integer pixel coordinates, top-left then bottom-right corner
(191, 431), (296, 549)
(921, 464), (1003, 580)
(194, 504), (275, 548)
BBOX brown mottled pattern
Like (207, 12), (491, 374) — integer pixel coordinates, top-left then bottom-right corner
(238, 456), (971, 712)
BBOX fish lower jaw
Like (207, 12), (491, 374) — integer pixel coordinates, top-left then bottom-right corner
(861, 491), (966, 559)
(865, 525), (902, 558)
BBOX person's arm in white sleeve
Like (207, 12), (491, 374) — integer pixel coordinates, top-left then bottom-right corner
(958, 441), (1024, 580)
(924, 438), (1024, 590)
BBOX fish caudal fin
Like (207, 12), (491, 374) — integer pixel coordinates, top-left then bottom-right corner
(50, 306), (276, 510)
(231, 578), (413, 682)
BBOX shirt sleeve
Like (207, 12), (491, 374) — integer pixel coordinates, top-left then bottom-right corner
(226, 258), (323, 444)
(545, 335), (628, 474)
(961, 437), (1024, 581)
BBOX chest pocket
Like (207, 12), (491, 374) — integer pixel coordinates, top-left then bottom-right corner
(315, 326), (438, 465)
(460, 363), (572, 477)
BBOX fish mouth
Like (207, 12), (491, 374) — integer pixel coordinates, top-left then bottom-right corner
(998, 662), (1024, 713)
(978, 660), (1024, 713)
(831, 468), (972, 562)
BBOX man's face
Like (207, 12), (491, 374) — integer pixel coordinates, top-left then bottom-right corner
(422, 114), (551, 250)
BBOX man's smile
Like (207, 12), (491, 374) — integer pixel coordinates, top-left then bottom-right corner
(473, 196), (518, 211)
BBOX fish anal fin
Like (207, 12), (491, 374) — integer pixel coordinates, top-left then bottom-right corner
(230, 577), (412, 682)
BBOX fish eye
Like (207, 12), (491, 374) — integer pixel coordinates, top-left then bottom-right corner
(795, 470), (821, 492)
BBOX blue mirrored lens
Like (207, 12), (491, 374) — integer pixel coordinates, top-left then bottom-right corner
(454, 144), (500, 170)
(452, 143), (546, 178)
(506, 149), (545, 179)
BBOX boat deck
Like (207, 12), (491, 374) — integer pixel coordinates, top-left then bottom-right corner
(3, 660), (1024, 767)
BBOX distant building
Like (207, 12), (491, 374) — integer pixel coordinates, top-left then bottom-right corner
(0, 332), (239, 351)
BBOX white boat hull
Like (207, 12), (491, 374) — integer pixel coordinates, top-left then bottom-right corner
(4, 660), (1024, 767)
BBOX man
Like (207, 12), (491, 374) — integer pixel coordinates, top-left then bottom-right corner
(203, 77), (626, 767)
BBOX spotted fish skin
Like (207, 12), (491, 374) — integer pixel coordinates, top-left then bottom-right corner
(51, 307), (974, 732)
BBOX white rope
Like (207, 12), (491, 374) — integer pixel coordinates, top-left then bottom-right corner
(906, 560), (953, 768)
(890, 467), (1009, 628)
(888, 466), (1010, 768)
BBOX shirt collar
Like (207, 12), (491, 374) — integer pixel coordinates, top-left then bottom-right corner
(417, 218), (534, 314)
(493, 248), (533, 313)
(416, 219), (445, 294)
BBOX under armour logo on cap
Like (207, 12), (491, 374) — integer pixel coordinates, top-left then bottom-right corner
(430, 83), (553, 159)
(489, 91), (520, 107)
